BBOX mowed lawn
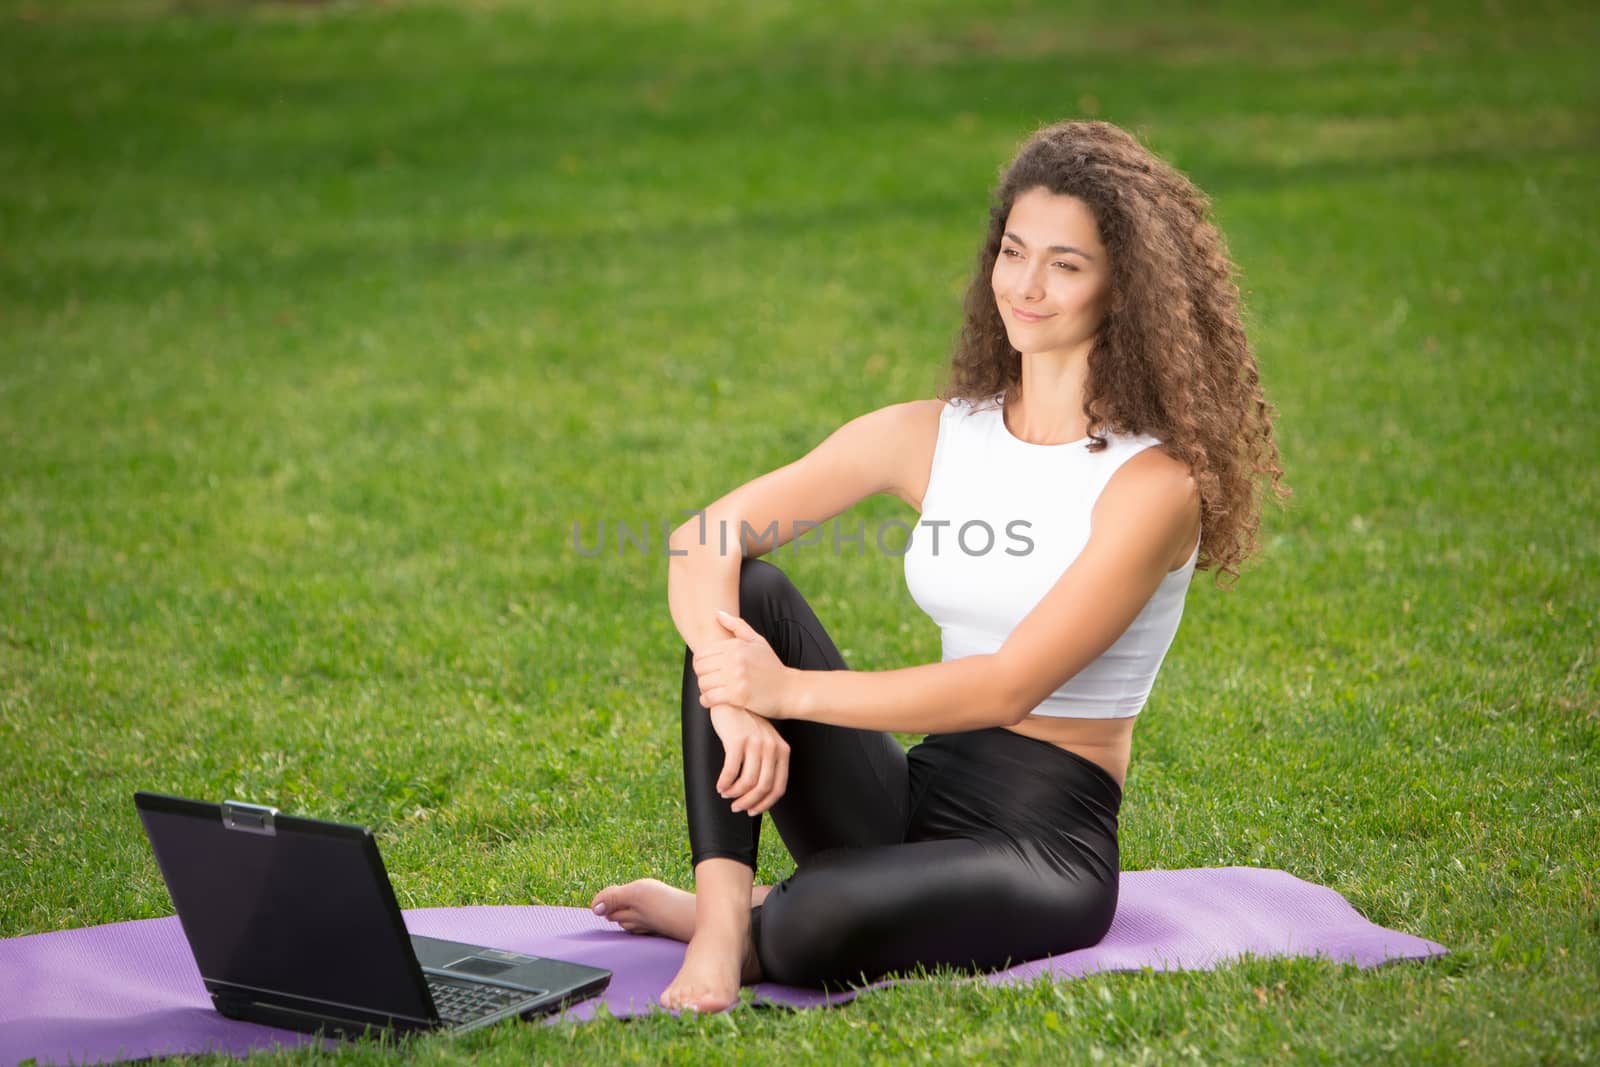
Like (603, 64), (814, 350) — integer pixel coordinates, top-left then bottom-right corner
(1, 0), (1596, 1062)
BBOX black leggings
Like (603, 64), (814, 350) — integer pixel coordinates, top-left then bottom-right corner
(681, 558), (1122, 989)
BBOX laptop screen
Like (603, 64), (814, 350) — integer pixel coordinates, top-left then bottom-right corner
(136, 793), (434, 1022)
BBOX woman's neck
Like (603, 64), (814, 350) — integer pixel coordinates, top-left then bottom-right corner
(1005, 349), (1092, 445)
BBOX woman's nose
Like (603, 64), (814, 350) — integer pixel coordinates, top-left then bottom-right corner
(1016, 265), (1046, 302)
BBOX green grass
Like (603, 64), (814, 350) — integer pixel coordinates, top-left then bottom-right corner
(2, 0), (1597, 1062)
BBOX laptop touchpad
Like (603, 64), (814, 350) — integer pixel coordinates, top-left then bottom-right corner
(446, 956), (517, 977)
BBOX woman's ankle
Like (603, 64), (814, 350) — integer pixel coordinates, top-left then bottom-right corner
(693, 857), (755, 901)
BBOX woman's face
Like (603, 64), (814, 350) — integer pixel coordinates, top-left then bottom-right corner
(991, 186), (1111, 359)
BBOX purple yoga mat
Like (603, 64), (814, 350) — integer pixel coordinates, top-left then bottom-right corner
(0, 866), (1446, 1067)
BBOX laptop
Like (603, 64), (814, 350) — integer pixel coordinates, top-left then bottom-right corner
(134, 791), (611, 1038)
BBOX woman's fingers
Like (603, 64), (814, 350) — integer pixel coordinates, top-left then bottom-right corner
(706, 706), (789, 816)
(716, 735), (743, 795)
(755, 737), (783, 803)
(734, 746), (776, 814)
(700, 679), (749, 715)
(724, 741), (763, 802)
(697, 662), (726, 706)
(691, 639), (740, 672)
(696, 664), (742, 711)
(735, 736), (789, 815)
(769, 747), (790, 809)
(729, 736), (778, 812)
(706, 685), (745, 712)
(752, 750), (776, 805)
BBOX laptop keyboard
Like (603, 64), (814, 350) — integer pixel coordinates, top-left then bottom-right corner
(427, 975), (531, 1025)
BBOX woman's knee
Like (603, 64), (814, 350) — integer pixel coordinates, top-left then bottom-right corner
(681, 559), (801, 718)
(737, 555), (791, 600)
(736, 557), (802, 634)
(689, 557), (843, 673)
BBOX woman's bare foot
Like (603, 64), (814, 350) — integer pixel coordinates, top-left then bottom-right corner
(590, 880), (774, 941)
(660, 915), (755, 1013)
(592, 865), (770, 1013)
(590, 878), (697, 940)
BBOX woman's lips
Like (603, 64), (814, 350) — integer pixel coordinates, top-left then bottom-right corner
(1010, 306), (1052, 322)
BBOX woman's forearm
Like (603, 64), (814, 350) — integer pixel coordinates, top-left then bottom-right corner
(670, 518), (1022, 734)
(780, 655), (1021, 734)
(668, 552), (742, 656)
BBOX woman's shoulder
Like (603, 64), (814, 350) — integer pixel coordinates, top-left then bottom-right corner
(835, 399), (944, 456)
(842, 394), (995, 457)
(872, 397), (948, 424)
(1097, 439), (1202, 529)
(837, 399), (946, 511)
(1093, 425), (1197, 503)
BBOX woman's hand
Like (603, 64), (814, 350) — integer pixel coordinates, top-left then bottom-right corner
(693, 610), (796, 719)
(707, 704), (790, 815)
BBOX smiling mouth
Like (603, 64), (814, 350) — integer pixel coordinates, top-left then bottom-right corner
(1011, 306), (1053, 322)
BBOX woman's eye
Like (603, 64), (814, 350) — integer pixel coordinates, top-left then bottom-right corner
(1054, 262), (1078, 271)
(1002, 248), (1021, 258)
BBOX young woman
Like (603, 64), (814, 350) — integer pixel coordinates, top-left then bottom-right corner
(592, 120), (1288, 1012)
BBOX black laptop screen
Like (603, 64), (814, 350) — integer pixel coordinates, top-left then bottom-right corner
(137, 796), (433, 1021)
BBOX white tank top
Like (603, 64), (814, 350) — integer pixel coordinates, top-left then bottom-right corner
(902, 394), (1198, 719)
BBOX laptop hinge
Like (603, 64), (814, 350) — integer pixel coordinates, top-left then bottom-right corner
(221, 800), (278, 836)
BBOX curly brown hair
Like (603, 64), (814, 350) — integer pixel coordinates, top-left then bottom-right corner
(940, 119), (1289, 583)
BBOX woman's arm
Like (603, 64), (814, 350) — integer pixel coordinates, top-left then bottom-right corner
(667, 398), (941, 652)
(667, 399), (944, 813)
(669, 550), (792, 816)
(781, 652), (1015, 732)
(696, 448), (1202, 732)
(668, 548), (743, 655)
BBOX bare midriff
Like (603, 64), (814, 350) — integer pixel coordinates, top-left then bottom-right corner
(1005, 714), (1134, 791)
